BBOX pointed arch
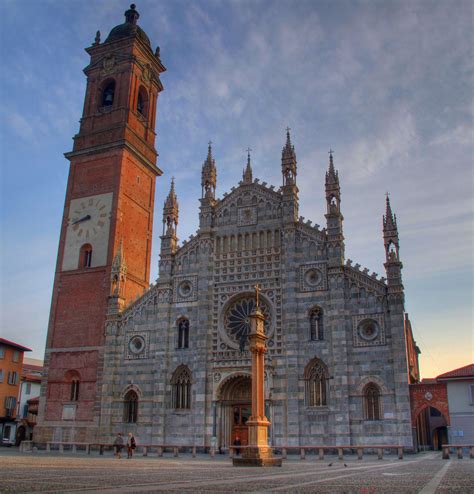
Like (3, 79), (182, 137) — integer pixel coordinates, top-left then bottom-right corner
(363, 383), (381, 421)
(171, 365), (192, 409)
(304, 358), (329, 406)
(123, 389), (139, 423)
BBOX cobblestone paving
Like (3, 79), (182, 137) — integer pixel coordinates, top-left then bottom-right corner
(0, 450), (472, 493)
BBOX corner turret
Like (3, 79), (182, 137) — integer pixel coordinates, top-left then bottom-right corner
(281, 129), (299, 223)
(383, 194), (403, 300)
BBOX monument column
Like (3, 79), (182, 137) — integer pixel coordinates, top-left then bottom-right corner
(233, 286), (282, 467)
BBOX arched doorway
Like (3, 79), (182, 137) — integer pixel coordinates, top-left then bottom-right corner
(415, 406), (448, 451)
(217, 374), (251, 449)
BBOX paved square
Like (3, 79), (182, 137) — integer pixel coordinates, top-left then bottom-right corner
(0, 450), (472, 493)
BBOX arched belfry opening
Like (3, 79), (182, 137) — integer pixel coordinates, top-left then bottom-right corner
(216, 374), (252, 449)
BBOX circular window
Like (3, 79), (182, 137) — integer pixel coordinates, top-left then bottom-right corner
(223, 296), (272, 346)
(304, 268), (322, 287)
(178, 280), (193, 298)
(129, 335), (145, 355)
(357, 319), (380, 341)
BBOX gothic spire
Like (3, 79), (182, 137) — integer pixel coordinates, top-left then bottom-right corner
(243, 148), (253, 184)
(201, 141), (216, 199)
(325, 149), (339, 185)
(382, 194), (403, 296)
(281, 128), (297, 186)
(383, 193), (397, 232)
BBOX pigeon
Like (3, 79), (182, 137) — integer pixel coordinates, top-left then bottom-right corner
(328, 462), (333, 466)
(344, 463), (348, 467)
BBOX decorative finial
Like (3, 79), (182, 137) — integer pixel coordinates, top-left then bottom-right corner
(155, 45), (161, 58)
(94, 30), (101, 45)
(125, 3), (139, 25)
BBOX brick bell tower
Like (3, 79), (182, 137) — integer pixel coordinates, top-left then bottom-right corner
(35, 4), (165, 442)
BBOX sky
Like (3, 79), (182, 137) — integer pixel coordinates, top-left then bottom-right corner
(0, 0), (472, 378)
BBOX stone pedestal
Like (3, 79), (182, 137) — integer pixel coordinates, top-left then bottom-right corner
(233, 306), (282, 467)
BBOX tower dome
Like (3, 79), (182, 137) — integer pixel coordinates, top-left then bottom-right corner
(105, 4), (151, 47)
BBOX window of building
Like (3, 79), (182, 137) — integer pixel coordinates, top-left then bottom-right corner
(25, 382), (31, 395)
(79, 244), (93, 268)
(70, 379), (79, 401)
(309, 307), (324, 341)
(364, 383), (381, 420)
(304, 359), (328, 407)
(171, 365), (192, 409)
(0, 346), (4, 359)
(7, 371), (18, 385)
(123, 390), (138, 423)
(101, 80), (115, 107)
(4, 396), (17, 416)
(470, 384), (474, 405)
(0, 369), (3, 383)
(177, 318), (189, 349)
(12, 350), (19, 362)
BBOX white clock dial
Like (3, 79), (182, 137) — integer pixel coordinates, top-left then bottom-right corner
(62, 192), (113, 271)
(70, 197), (109, 240)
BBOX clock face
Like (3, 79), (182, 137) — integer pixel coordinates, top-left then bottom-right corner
(70, 197), (109, 240)
(62, 192), (113, 271)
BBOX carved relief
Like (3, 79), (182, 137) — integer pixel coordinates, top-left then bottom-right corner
(352, 313), (386, 347)
(173, 275), (198, 303)
(125, 330), (150, 359)
(299, 262), (328, 292)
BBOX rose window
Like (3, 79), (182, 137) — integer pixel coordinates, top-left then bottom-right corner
(357, 319), (380, 341)
(224, 296), (272, 345)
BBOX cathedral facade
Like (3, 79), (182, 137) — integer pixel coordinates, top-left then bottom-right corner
(36, 5), (417, 449)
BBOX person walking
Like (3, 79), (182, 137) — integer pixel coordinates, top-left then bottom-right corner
(113, 433), (124, 459)
(127, 432), (136, 459)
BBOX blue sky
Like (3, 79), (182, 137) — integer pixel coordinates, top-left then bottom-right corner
(0, 0), (472, 377)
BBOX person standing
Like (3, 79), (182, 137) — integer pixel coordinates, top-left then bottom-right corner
(127, 432), (136, 459)
(233, 436), (241, 456)
(114, 433), (124, 459)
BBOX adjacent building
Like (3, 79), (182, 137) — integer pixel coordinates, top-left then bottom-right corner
(0, 338), (31, 444)
(15, 358), (43, 444)
(437, 363), (474, 446)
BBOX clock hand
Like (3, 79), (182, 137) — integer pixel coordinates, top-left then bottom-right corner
(72, 214), (91, 225)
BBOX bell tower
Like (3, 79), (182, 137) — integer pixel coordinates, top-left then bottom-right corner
(36, 4), (165, 442)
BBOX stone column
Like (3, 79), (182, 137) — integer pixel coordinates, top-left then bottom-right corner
(233, 303), (281, 467)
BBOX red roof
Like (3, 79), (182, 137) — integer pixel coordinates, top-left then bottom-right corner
(0, 338), (32, 352)
(437, 363), (474, 380)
